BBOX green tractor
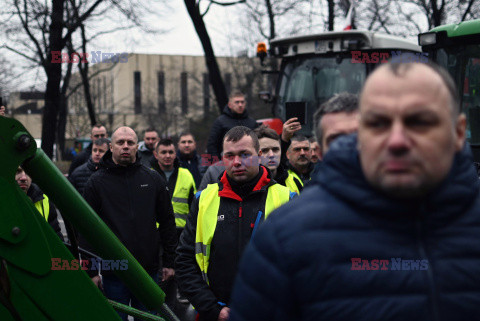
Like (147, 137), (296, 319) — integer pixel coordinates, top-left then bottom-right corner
(419, 19), (480, 162)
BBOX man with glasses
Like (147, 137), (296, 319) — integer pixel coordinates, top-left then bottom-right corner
(68, 123), (108, 175)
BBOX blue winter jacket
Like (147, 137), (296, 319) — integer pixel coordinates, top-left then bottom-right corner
(229, 134), (480, 321)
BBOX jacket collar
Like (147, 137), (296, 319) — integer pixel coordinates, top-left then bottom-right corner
(27, 183), (45, 203)
(315, 134), (480, 221)
(222, 105), (249, 119)
(218, 165), (271, 201)
(99, 150), (142, 171)
(87, 157), (99, 171)
(177, 150), (199, 162)
(150, 158), (179, 176)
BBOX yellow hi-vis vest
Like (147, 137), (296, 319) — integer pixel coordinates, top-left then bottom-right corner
(34, 194), (50, 222)
(172, 168), (197, 228)
(195, 182), (292, 283)
(285, 169), (304, 194)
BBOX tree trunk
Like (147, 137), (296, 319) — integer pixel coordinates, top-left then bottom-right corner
(79, 24), (96, 126)
(184, 0), (228, 113)
(328, 0), (335, 31)
(41, 0), (65, 158)
(265, 0), (275, 40)
(57, 96), (67, 160)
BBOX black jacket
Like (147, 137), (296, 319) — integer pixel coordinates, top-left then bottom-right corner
(83, 150), (177, 272)
(28, 183), (63, 240)
(177, 150), (207, 188)
(138, 142), (156, 167)
(68, 143), (92, 176)
(150, 158), (195, 211)
(206, 106), (257, 159)
(176, 166), (282, 321)
(69, 157), (99, 195)
(230, 135), (480, 321)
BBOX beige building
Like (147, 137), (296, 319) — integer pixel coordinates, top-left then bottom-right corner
(67, 53), (266, 145)
(9, 53), (267, 152)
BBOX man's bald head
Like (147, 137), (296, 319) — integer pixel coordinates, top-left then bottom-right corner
(110, 127), (139, 166)
(358, 62), (466, 199)
(112, 127), (138, 143)
(361, 63), (460, 117)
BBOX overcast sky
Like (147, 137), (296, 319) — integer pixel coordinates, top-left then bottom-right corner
(92, 0), (240, 56)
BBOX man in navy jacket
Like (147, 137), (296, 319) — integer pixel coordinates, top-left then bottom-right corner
(229, 62), (480, 320)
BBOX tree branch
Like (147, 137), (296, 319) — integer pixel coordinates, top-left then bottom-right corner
(2, 44), (41, 63)
(461, 0), (476, 21)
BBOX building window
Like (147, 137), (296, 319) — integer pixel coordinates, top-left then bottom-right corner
(181, 71), (188, 115)
(134, 71), (141, 114)
(158, 71), (165, 114)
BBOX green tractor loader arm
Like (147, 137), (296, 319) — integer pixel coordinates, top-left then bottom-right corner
(0, 117), (178, 320)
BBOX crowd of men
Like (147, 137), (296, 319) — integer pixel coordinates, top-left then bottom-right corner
(3, 60), (480, 320)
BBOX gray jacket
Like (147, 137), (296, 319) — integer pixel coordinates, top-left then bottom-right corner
(198, 160), (225, 190)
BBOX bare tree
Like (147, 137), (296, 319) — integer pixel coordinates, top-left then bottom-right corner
(0, 53), (20, 103)
(356, 0), (480, 36)
(184, 0), (247, 114)
(1, 0), (169, 158)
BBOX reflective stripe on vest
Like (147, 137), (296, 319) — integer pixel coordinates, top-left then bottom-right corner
(172, 168), (197, 228)
(34, 194), (50, 222)
(194, 183), (291, 283)
(285, 170), (303, 194)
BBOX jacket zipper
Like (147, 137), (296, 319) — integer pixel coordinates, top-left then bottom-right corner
(238, 202), (243, 260)
(126, 170), (134, 219)
(415, 215), (439, 321)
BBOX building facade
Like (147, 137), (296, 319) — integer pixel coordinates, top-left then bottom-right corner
(9, 53), (267, 150)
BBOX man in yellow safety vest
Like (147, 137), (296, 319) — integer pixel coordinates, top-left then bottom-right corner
(151, 137), (197, 308)
(15, 166), (64, 240)
(151, 138), (197, 237)
(176, 126), (295, 321)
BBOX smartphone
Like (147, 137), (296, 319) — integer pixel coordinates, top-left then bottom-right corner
(285, 102), (307, 125)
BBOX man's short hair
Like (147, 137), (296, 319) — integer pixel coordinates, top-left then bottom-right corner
(224, 126), (260, 152)
(229, 91), (245, 100)
(254, 125), (280, 141)
(155, 138), (174, 151)
(385, 62), (460, 116)
(144, 127), (159, 135)
(314, 92), (359, 145)
(178, 132), (195, 140)
(288, 134), (309, 152)
(93, 123), (105, 129)
(93, 138), (110, 146)
(290, 133), (309, 143)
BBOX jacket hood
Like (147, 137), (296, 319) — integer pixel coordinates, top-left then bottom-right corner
(99, 150), (142, 171)
(138, 141), (154, 152)
(315, 134), (480, 220)
(222, 104), (250, 119)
